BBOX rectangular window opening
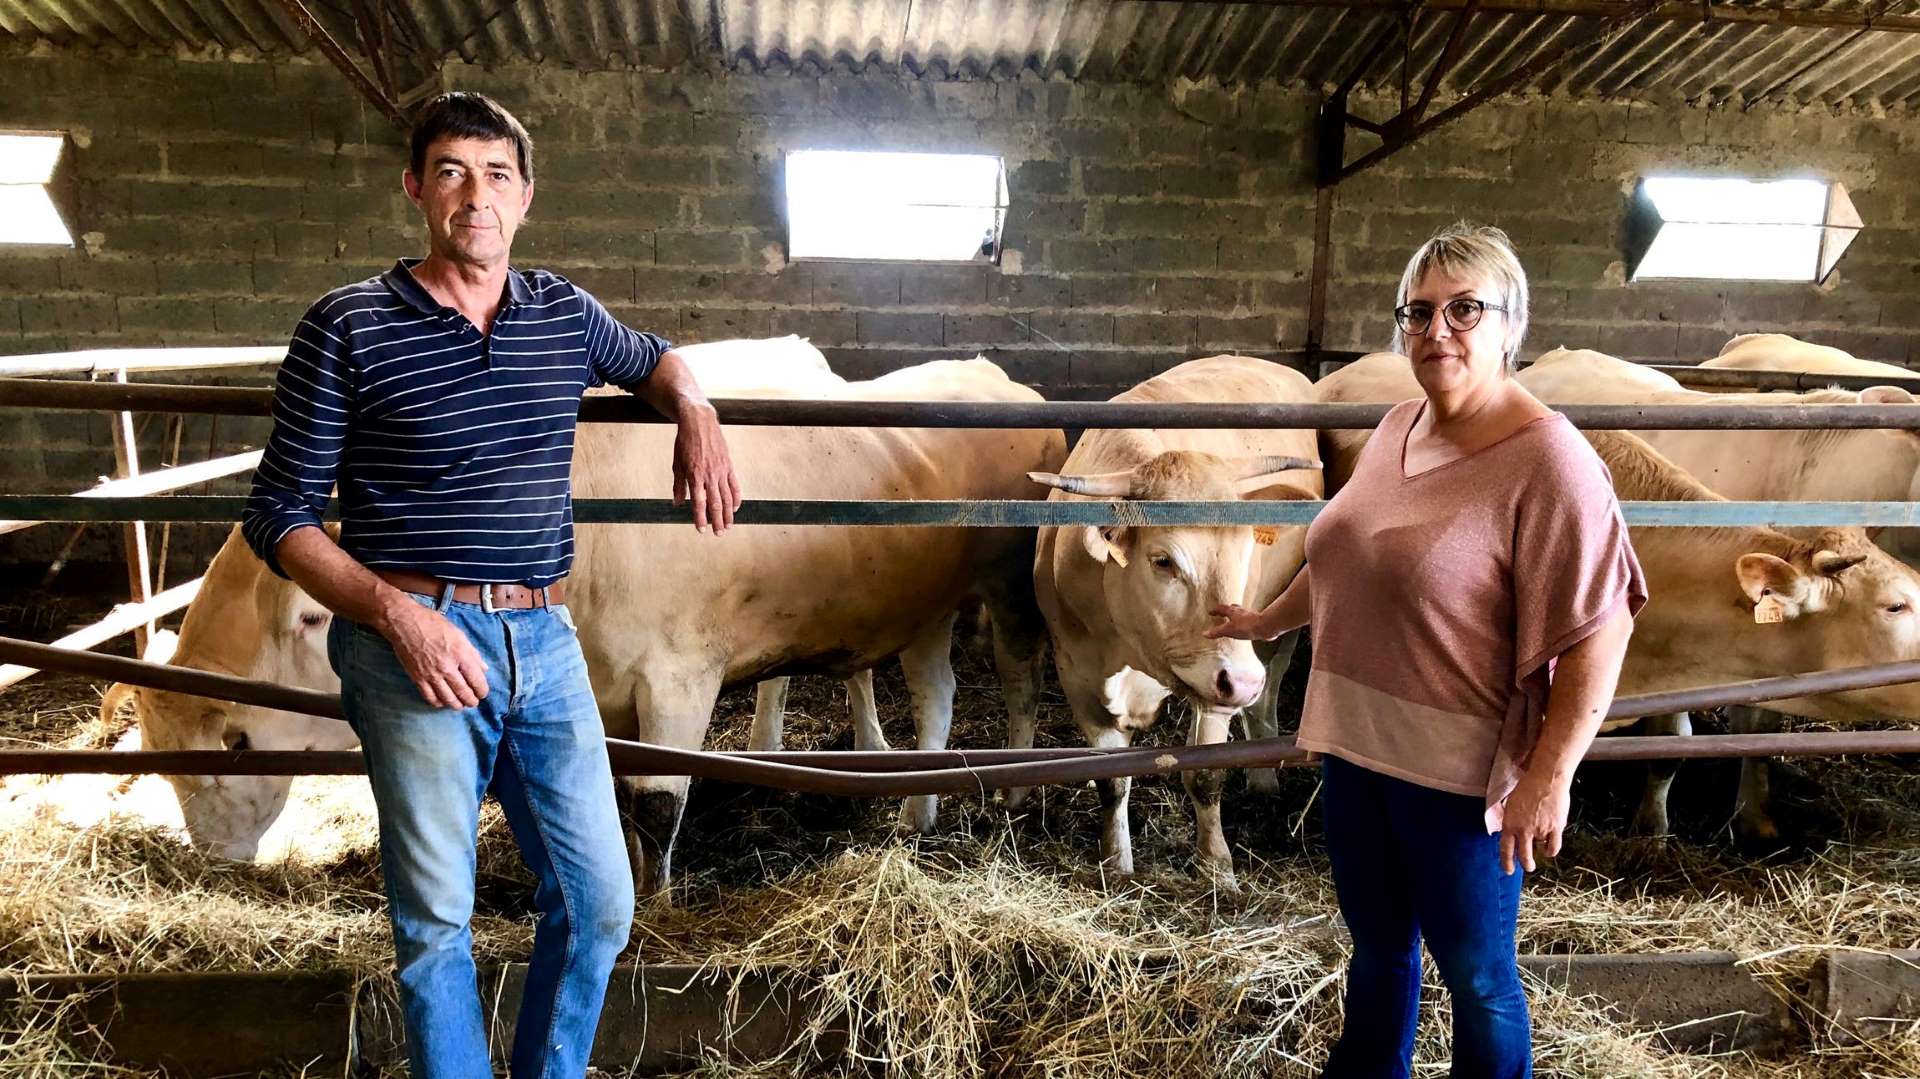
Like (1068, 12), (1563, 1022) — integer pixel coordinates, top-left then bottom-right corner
(0, 131), (74, 246)
(1627, 176), (1859, 284)
(786, 150), (1007, 263)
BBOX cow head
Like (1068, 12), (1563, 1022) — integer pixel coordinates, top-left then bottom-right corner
(1031, 450), (1317, 710)
(103, 528), (353, 860)
(1728, 529), (1920, 722)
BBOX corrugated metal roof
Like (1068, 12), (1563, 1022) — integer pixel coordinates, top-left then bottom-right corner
(3, 0), (1918, 111)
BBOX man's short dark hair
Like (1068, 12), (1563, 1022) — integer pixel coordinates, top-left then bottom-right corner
(408, 92), (535, 184)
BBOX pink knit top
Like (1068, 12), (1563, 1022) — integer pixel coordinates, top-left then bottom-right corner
(1297, 398), (1647, 832)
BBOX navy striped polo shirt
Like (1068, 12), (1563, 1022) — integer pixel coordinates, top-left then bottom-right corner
(241, 259), (667, 588)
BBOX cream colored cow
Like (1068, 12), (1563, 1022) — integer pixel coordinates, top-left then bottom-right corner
(111, 348), (1066, 891)
(1032, 355), (1322, 887)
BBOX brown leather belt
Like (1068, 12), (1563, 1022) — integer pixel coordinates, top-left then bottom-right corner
(375, 569), (566, 611)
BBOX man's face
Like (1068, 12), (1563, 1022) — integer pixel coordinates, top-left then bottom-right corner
(403, 136), (533, 268)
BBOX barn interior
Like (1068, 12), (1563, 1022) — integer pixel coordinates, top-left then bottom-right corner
(3, 0), (1920, 1075)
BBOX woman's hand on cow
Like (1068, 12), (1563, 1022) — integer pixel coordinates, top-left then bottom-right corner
(1205, 603), (1273, 641)
(672, 399), (743, 534)
(1499, 770), (1572, 875)
(378, 601), (490, 709)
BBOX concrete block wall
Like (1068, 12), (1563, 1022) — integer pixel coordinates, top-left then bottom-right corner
(0, 51), (1914, 573)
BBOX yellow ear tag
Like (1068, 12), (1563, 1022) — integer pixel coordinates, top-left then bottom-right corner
(1754, 596), (1785, 625)
(1252, 526), (1279, 546)
(1108, 545), (1128, 568)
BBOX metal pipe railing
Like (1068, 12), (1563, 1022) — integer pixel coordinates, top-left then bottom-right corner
(1649, 365), (1920, 394)
(0, 452), (261, 537)
(8, 378), (1920, 431)
(1, 495), (1916, 530)
(11, 636), (1920, 789)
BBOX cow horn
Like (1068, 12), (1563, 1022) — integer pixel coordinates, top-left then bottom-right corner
(1812, 549), (1866, 576)
(1028, 469), (1137, 497)
(1233, 455), (1320, 481)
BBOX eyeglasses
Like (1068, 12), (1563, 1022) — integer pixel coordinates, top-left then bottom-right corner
(1393, 297), (1508, 336)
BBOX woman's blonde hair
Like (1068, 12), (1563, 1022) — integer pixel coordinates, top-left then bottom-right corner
(1391, 222), (1530, 370)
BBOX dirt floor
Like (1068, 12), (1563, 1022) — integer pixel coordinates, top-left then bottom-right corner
(6, 589), (1920, 1076)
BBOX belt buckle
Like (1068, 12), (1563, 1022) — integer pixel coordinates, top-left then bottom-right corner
(479, 584), (498, 613)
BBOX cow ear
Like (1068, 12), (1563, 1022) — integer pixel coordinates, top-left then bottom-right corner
(1736, 553), (1812, 618)
(1861, 386), (1915, 406)
(1861, 387), (1920, 445)
(1083, 525), (1131, 567)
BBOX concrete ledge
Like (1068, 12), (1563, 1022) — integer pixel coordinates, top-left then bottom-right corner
(0, 971), (359, 1074)
(4, 952), (1801, 1074)
(1813, 949), (1920, 1044)
(1520, 952), (1792, 1054)
(3, 965), (828, 1077)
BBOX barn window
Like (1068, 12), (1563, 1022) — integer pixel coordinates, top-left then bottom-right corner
(1626, 176), (1860, 284)
(785, 150), (1006, 262)
(0, 132), (73, 246)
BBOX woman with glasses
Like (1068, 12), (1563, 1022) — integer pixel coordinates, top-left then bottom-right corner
(1209, 223), (1645, 1078)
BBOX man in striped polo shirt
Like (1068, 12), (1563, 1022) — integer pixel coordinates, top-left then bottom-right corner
(241, 92), (739, 1079)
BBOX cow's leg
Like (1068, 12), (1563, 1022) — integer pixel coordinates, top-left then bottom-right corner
(619, 665), (723, 904)
(980, 588), (1047, 814)
(897, 613), (959, 835)
(1629, 712), (1690, 837)
(1185, 702), (1240, 891)
(1059, 652), (1167, 881)
(1091, 724), (1136, 880)
(847, 670), (885, 752)
(748, 678), (790, 753)
(1243, 629), (1301, 796)
(1730, 706), (1784, 844)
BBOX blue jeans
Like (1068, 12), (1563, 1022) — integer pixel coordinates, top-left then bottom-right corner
(329, 589), (633, 1079)
(1319, 755), (1530, 1079)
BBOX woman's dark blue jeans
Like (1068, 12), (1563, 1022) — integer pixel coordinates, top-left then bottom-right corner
(1319, 754), (1531, 1079)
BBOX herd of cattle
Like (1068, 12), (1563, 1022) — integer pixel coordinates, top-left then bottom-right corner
(97, 331), (1920, 899)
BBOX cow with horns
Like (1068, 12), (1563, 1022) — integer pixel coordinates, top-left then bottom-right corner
(1030, 354), (1323, 888)
(105, 344), (1065, 896)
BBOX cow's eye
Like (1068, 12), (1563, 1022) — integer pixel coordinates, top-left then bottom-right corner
(1149, 553), (1175, 572)
(226, 732), (252, 752)
(299, 611), (328, 628)
(1889, 603), (1911, 615)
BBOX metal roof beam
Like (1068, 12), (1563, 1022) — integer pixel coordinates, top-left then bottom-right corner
(1325, 0), (1663, 181)
(269, 0), (411, 130)
(1129, 0), (1920, 36)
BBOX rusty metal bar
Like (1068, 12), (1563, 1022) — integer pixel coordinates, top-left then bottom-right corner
(1407, 0), (1482, 124)
(1306, 185), (1335, 353)
(17, 729), (1920, 782)
(9, 637), (1920, 786)
(1337, 0), (1662, 181)
(1127, 0), (1920, 35)
(10, 378), (1920, 431)
(269, 0), (412, 131)
(5, 495), (1920, 529)
(0, 635), (344, 720)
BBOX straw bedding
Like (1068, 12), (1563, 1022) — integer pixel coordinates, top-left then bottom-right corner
(6, 635), (1920, 1077)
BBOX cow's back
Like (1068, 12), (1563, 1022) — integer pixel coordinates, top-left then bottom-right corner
(1707, 333), (1910, 378)
(1071, 354), (1319, 471)
(1312, 352), (1420, 493)
(569, 357), (1064, 710)
(1514, 347), (1920, 508)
